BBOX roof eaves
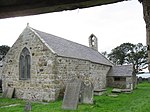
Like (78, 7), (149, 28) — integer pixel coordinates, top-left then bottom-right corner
(56, 54), (113, 66)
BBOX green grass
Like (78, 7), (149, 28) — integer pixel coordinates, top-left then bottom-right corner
(0, 82), (150, 112)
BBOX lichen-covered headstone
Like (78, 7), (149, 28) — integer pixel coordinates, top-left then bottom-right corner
(3, 87), (14, 98)
(62, 79), (82, 110)
(80, 80), (93, 104)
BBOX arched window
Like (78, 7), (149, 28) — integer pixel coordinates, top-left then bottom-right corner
(19, 47), (31, 80)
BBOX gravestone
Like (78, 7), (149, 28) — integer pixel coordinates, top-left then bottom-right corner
(2, 89), (8, 98)
(138, 77), (142, 83)
(24, 102), (32, 112)
(80, 80), (93, 104)
(148, 77), (150, 83)
(3, 87), (14, 98)
(62, 79), (82, 110)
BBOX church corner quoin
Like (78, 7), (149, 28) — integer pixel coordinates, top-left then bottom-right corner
(1, 26), (136, 102)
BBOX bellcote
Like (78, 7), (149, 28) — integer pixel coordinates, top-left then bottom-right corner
(89, 34), (98, 51)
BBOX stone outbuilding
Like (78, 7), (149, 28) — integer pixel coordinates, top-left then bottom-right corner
(107, 65), (137, 89)
(2, 26), (113, 102)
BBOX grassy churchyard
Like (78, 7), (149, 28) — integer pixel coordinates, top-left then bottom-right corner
(0, 82), (150, 112)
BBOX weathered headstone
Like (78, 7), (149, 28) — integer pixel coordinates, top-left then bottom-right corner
(138, 77), (142, 83)
(2, 89), (8, 98)
(80, 80), (93, 104)
(148, 77), (150, 83)
(24, 102), (32, 112)
(62, 79), (82, 110)
(3, 87), (14, 98)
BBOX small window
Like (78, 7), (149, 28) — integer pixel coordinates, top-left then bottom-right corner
(114, 77), (121, 81)
(114, 77), (126, 81)
(19, 47), (31, 80)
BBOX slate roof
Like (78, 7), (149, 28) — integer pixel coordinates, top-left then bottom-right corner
(107, 65), (133, 77)
(30, 27), (113, 66)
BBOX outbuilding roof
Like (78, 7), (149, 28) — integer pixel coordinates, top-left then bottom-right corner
(30, 27), (113, 66)
(107, 65), (133, 77)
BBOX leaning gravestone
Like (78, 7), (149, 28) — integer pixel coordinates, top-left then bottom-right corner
(3, 87), (14, 98)
(148, 77), (150, 83)
(80, 80), (93, 104)
(62, 79), (82, 110)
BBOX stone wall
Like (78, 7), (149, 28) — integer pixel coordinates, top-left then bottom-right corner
(107, 77), (126, 89)
(107, 76), (133, 89)
(55, 56), (111, 92)
(2, 27), (58, 102)
(126, 77), (133, 89)
(90, 63), (110, 90)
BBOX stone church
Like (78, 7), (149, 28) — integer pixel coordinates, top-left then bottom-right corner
(2, 26), (135, 102)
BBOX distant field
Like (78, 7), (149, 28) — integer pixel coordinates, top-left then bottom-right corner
(0, 82), (150, 112)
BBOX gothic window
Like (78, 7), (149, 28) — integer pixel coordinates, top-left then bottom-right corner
(19, 47), (31, 80)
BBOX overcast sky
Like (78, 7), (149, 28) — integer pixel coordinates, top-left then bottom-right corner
(0, 0), (146, 53)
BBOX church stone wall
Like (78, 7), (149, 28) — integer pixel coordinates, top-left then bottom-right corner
(2, 28), (58, 102)
(90, 63), (110, 90)
(55, 56), (111, 92)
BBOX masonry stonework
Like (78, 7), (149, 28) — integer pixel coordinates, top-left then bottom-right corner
(56, 56), (110, 91)
(2, 28), (57, 102)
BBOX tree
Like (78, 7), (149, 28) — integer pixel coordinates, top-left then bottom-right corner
(126, 43), (148, 73)
(101, 51), (108, 57)
(108, 43), (135, 65)
(108, 43), (148, 73)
